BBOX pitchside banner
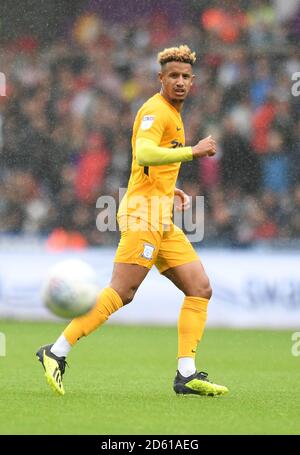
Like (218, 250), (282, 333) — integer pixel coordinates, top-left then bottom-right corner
(0, 248), (299, 328)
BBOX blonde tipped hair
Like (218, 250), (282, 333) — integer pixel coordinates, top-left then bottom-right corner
(157, 45), (196, 66)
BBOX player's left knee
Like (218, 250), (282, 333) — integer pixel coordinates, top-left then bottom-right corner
(203, 283), (212, 300)
(191, 280), (212, 300)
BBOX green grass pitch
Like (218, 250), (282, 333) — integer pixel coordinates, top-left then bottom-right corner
(0, 321), (299, 435)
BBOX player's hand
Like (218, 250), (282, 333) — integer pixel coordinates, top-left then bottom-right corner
(174, 188), (191, 211)
(192, 135), (216, 158)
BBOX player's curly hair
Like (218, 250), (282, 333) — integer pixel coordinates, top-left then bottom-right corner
(157, 45), (196, 66)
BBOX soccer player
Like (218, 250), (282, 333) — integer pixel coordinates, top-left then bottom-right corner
(37, 45), (228, 397)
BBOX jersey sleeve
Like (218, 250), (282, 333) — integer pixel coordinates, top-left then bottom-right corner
(135, 107), (166, 145)
(136, 138), (193, 166)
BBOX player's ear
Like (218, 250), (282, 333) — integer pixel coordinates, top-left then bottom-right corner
(190, 74), (195, 86)
(158, 72), (163, 83)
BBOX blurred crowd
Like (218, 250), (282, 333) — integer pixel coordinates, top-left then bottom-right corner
(0, 0), (300, 248)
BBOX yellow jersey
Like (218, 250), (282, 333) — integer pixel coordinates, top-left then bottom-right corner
(117, 93), (186, 227)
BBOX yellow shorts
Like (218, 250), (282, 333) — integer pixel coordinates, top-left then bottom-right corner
(114, 217), (199, 273)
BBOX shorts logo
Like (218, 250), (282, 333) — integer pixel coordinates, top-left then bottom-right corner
(140, 115), (155, 130)
(141, 243), (155, 260)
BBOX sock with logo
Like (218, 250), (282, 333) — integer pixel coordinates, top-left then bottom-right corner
(63, 287), (123, 345)
(177, 296), (209, 360)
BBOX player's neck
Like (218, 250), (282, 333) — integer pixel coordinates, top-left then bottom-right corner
(159, 91), (183, 112)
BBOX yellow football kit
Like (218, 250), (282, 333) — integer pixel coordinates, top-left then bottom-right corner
(58, 91), (226, 390)
(115, 93), (199, 273)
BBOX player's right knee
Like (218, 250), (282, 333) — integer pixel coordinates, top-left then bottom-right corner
(122, 287), (137, 305)
(113, 286), (137, 305)
(204, 283), (213, 300)
(189, 280), (212, 300)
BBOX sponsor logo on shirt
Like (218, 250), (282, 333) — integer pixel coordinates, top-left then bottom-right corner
(171, 140), (183, 148)
(140, 115), (155, 130)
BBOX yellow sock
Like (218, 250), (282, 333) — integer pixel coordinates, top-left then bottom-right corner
(177, 296), (209, 359)
(63, 287), (123, 345)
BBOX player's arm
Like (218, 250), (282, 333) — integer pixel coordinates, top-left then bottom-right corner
(136, 135), (217, 166)
(191, 135), (216, 158)
(136, 138), (193, 166)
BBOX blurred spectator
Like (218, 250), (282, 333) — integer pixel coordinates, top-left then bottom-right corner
(251, 97), (277, 154)
(46, 226), (88, 251)
(290, 186), (300, 237)
(247, 0), (277, 48)
(220, 118), (260, 193)
(201, 3), (248, 44)
(250, 58), (274, 108)
(75, 132), (110, 203)
(261, 130), (290, 194)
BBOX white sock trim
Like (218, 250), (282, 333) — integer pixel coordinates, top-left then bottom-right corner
(178, 357), (196, 378)
(51, 335), (71, 358)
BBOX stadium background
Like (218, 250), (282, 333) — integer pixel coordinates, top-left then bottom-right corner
(1, 0), (300, 248)
(1, 0), (300, 436)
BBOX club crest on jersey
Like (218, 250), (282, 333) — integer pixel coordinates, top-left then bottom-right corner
(141, 115), (155, 130)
